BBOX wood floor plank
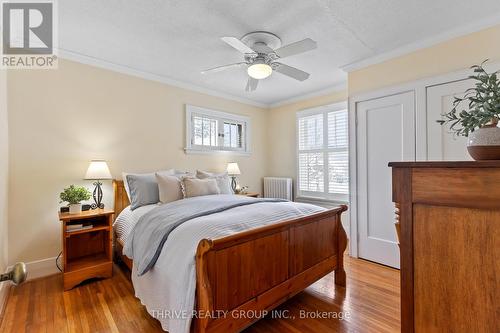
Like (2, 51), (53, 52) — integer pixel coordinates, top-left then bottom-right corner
(0, 256), (399, 332)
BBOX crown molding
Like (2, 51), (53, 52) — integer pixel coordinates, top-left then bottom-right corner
(57, 48), (347, 110)
(57, 48), (269, 108)
(341, 14), (500, 72)
(268, 82), (347, 108)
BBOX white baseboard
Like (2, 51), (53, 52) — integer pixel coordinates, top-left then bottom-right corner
(7, 256), (60, 281)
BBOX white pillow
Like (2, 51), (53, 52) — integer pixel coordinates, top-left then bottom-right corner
(122, 169), (175, 201)
(182, 178), (220, 198)
(156, 172), (184, 204)
(196, 170), (233, 194)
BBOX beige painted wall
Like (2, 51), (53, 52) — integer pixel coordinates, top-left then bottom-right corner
(267, 91), (347, 194)
(0, 70), (8, 273)
(349, 24), (500, 95)
(7, 59), (268, 264)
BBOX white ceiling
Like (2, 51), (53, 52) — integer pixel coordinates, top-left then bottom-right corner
(59, 0), (500, 106)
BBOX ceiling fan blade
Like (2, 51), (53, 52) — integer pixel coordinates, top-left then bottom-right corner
(274, 63), (310, 81)
(274, 38), (317, 58)
(221, 37), (256, 54)
(245, 77), (259, 92)
(201, 62), (247, 74)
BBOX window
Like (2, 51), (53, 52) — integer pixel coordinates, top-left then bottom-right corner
(185, 105), (250, 154)
(297, 102), (348, 201)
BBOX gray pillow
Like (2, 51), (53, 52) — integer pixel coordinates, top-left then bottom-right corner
(126, 174), (160, 210)
(182, 178), (220, 198)
(196, 170), (233, 194)
(122, 169), (175, 201)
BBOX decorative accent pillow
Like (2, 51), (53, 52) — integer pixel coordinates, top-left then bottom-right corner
(126, 174), (161, 210)
(122, 169), (175, 201)
(196, 170), (233, 194)
(182, 177), (220, 198)
(156, 172), (184, 204)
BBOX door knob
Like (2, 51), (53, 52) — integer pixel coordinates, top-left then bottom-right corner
(0, 262), (27, 285)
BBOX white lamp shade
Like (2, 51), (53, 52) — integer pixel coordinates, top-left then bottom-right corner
(84, 160), (112, 180)
(226, 162), (241, 175)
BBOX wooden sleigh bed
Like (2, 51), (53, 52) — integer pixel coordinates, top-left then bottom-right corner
(112, 180), (348, 333)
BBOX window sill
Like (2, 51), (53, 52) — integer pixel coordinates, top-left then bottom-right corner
(184, 148), (251, 156)
(296, 196), (349, 206)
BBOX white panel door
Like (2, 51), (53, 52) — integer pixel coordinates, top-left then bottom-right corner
(427, 79), (474, 160)
(357, 91), (415, 268)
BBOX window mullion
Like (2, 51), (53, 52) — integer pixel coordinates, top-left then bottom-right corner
(217, 117), (223, 148)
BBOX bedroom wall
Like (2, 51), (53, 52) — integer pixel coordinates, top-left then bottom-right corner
(267, 90), (347, 195)
(0, 70), (8, 304)
(349, 24), (500, 95)
(7, 59), (269, 265)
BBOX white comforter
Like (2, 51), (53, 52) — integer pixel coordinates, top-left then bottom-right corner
(119, 196), (324, 333)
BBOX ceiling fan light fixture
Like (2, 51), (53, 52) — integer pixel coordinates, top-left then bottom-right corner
(247, 63), (272, 80)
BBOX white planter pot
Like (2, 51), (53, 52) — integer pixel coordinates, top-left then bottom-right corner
(467, 123), (500, 160)
(69, 203), (82, 214)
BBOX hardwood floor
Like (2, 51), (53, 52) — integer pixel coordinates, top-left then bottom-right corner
(0, 256), (400, 333)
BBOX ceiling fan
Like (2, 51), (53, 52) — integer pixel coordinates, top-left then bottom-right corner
(201, 31), (317, 92)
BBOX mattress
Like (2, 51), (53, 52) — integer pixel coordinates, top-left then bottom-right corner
(113, 204), (157, 244)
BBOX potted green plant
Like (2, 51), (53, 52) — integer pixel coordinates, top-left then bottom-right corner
(60, 185), (91, 214)
(437, 60), (500, 160)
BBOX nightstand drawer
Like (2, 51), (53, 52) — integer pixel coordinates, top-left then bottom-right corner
(63, 261), (112, 291)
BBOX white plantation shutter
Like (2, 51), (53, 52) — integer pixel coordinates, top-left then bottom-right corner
(298, 152), (324, 192)
(224, 121), (244, 148)
(297, 104), (349, 200)
(328, 151), (348, 194)
(328, 110), (348, 149)
(327, 110), (348, 195)
(298, 114), (323, 150)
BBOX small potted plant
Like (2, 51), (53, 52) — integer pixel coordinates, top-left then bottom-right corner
(437, 60), (500, 160)
(60, 185), (91, 214)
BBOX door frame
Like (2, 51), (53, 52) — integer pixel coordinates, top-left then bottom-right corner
(347, 61), (500, 257)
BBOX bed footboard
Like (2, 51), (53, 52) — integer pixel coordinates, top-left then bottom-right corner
(193, 205), (348, 333)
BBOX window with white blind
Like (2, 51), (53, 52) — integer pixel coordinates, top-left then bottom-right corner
(185, 105), (251, 154)
(297, 102), (348, 201)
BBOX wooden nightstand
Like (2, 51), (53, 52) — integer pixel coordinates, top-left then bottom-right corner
(59, 209), (114, 291)
(237, 192), (260, 198)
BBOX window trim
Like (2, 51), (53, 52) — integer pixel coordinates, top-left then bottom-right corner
(185, 104), (251, 155)
(296, 101), (348, 202)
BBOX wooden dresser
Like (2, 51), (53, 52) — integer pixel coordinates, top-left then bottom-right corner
(390, 161), (499, 333)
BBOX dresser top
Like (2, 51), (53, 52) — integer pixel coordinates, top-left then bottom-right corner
(388, 161), (500, 168)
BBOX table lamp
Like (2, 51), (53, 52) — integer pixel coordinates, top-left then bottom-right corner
(226, 162), (241, 192)
(84, 160), (112, 209)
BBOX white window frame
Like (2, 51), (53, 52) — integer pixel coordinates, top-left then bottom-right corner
(185, 105), (251, 155)
(296, 101), (348, 202)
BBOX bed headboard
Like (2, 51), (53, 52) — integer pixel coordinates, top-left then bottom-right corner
(113, 180), (130, 217)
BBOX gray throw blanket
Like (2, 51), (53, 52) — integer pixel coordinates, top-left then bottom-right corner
(123, 195), (286, 276)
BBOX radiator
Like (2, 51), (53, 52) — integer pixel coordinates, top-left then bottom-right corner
(263, 177), (293, 201)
